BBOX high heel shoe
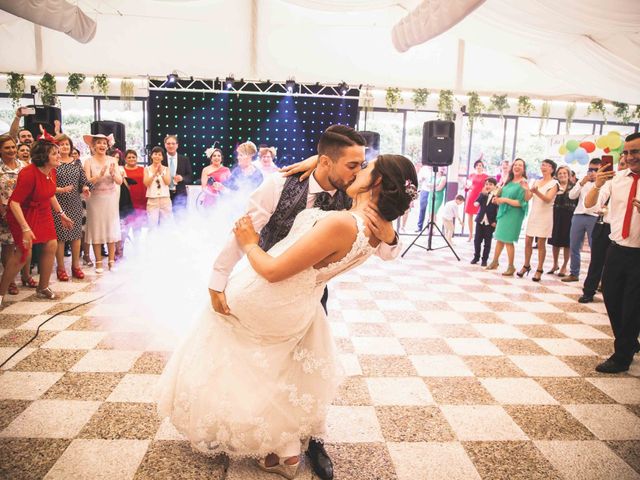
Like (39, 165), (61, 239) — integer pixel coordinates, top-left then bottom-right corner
(36, 287), (56, 300)
(532, 269), (543, 282)
(71, 267), (85, 279)
(108, 260), (116, 272)
(502, 265), (516, 276)
(21, 275), (38, 288)
(546, 266), (559, 275)
(56, 268), (69, 282)
(8, 282), (19, 295)
(485, 261), (499, 271)
(516, 265), (531, 278)
(257, 457), (300, 480)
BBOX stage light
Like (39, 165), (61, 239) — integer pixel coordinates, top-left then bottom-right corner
(166, 73), (178, 84)
(285, 78), (296, 94)
(338, 82), (349, 96)
(225, 75), (235, 90)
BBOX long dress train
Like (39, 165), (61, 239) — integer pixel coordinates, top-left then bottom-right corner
(157, 208), (375, 458)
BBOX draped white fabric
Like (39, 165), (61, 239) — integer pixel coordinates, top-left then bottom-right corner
(0, 0), (638, 103)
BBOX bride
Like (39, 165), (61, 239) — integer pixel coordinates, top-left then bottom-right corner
(157, 154), (418, 478)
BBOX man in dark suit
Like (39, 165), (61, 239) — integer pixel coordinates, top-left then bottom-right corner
(471, 177), (498, 266)
(162, 135), (193, 212)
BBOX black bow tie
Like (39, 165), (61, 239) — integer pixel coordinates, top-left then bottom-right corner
(314, 191), (338, 211)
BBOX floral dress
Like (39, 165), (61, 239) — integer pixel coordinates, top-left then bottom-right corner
(0, 160), (25, 244)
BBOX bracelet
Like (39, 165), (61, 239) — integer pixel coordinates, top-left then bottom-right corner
(54, 210), (64, 215)
(21, 226), (31, 232)
(244, 244), (260, 256)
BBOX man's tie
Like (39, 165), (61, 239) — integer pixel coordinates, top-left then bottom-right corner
(622, 173), (639, 239)
(169, 156), (176, 189)
(314, 191), (337, 211)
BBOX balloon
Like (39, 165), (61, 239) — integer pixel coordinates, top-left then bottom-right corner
(566, 140), (579, 152)
(580, 141), (596, 153)
(604, 147), (610, 153)
(608, 130), (620, 137)
(596, 136), (609, 149)
(559, 145), (568, 155)
(574, 147), (589, 165)
(564, 151), (576, 163)
(611, 151), (620, 163)
(607, 134), (622, 149)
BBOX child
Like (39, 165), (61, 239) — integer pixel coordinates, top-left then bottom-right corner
(471, 178), (498, 266)
(441, 195), (465, 243)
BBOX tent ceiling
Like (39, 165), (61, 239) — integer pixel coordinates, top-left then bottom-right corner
(0, 0), (638, 103)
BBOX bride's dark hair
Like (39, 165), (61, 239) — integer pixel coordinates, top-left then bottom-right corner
(365, 154), (418, 221)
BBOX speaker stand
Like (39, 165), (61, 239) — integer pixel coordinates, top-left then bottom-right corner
(401, 167), (460, 261)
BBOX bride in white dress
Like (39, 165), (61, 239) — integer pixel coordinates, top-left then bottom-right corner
(157, 154), (418, 478)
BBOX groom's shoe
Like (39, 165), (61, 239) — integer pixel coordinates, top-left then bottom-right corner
(306, 439), (333, 480)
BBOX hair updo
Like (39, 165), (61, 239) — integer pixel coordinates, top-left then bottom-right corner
(366, 154), (418, 221)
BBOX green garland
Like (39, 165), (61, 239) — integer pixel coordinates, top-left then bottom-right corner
(38, 73), (58, 106)
(517, 96), (534, 116)
(66, 73), (86, 97)
(565, 102), (576, 133)
(438, 90), (455, 121)
(612, 102), (631, 124)
(6, 72), (25, 108)
(91, 74), (110, 97)
(412, 88), (429, 110)
(587, 100), (607, 123)
(538, 101), (551, 134)
(466, 91), (484, 130)
(489, 94), (509, 118)
(385, 87), (403, 111)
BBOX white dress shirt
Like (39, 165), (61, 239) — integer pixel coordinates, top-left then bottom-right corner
(607, 169), (640, 248)
(441, 200), (461, 222)
(208, 171), (401, 291)
(569, 181), (599, 216)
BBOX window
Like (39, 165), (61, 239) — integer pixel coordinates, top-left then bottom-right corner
(601, 123), (637, 137)
(404, 111), (438, 164)
(358, 110), (403, 155)
(98, 99), (146, 157)
(466, 116), (507, 177)
(514, 117), (559, 175)
(558, 120), (595, 135)
(58, 96), (95, 156)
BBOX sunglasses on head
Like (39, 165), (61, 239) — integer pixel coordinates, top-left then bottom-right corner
(156, 178), (161, 188)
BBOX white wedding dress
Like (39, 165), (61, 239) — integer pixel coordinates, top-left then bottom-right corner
(157, 208), (376, 458)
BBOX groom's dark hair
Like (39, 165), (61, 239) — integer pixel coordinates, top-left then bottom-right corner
(318, 125), (366, 161)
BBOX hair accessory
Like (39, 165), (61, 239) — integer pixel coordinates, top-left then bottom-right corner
(205, 146), (220, 159)
(38, 129), (58, 144)
(404, 180), (418, 200)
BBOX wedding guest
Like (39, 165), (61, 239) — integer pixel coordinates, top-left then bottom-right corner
(0, 134), (32, 294)
(464, 159), (489, 241)
(227, 141), (263, 191)
(590, 133), (640, 373)
(71, 148), (81, 161)
(548, 166), (577, 277)
(441, 195), (464, 243)
(83, 134), (122, 273)
(0, 137), (73, 304)
(121, 150), (146, 239)
(431, 166), (447, 220)
(471, 178), (498, 266)
(486, 158), (531, 276)
(579, 156), (628, 303)
(563, 158), (601, 282)
(518, 159), (558, 281)
(144, 146), (172, 227)
(256, 145), (279, 175)
(53, 134), (91, 280)
(496, 159), (510, 185)
(8, 107), (35, 145)
(163, 135), (193, 212)
(17, 143), (31, 164)
(200, 147), (231, 207)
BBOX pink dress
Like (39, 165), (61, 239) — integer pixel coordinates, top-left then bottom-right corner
(202, 166), (231, 207)
(465, 173), (488, 215)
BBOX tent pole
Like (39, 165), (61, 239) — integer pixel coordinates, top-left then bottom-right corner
(250, 0), (258, 77)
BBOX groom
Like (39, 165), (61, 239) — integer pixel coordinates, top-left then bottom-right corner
(209, 124), (400, 480)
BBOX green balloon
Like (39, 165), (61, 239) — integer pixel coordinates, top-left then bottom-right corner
(611, 151), (620, 163)
(566, 140), (579, 152)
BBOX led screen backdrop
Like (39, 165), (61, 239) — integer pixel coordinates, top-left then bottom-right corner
(147, 91), (360, 182)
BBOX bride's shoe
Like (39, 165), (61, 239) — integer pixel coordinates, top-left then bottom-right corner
(257, 456), (300, 480)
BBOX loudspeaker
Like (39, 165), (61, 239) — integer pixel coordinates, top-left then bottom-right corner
(23, 106), (62, 140)
(358, 130), (380, 162)
(91, 120), (126, 152)
(422, 120), (454, 166)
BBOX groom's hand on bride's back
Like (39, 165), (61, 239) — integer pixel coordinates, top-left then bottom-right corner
(209, 289), (231, 315)
(364, 201), (397, 245)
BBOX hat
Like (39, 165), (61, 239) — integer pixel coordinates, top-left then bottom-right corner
(83, 133), (115, 147)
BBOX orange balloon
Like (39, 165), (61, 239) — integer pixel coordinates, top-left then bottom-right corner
(580, 141), (596, 153)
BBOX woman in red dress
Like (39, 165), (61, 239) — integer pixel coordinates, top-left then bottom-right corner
(0, 137), (73, 304)
(464, 159), (488, 241)
(200, 147), (231, 208)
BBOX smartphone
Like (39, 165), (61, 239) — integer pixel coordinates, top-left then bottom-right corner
(601, 155), (614, 171)
(20, 106), (35, 115)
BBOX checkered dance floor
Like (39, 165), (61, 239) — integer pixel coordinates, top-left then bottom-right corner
(1, 238), (639, 479)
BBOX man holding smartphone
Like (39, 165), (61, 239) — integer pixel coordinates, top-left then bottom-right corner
(586, 133), (640, 373)
(9, 107), (35, 145)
